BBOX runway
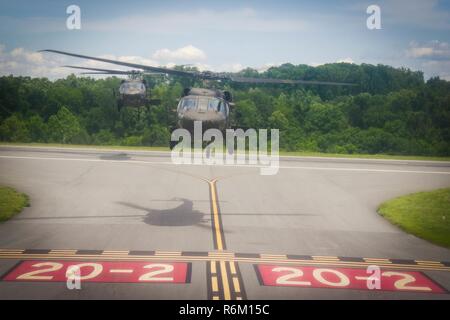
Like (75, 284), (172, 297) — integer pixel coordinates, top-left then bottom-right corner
(0, 145), (449, 299)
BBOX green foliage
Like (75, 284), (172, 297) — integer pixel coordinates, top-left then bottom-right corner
(235, 99), (261, 128)
(304, 102), (347, 133)
(378, 188), (450, 248)
(0, 114), (30, 142)
(0, 62), (448, 156)
(26, 115), (48, 142)
(0, 186), (29, 222)
(121, 135), (142, 146)
(142, 125), (170, 147)
(47, 106), (87, 144)
(92, 129), (116, 145)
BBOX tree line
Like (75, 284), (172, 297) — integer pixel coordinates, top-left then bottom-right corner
(0, 62), (449, 156)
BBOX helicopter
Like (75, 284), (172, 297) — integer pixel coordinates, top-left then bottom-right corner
(55, 64), (160, 112)
(40, 49), (356, 135)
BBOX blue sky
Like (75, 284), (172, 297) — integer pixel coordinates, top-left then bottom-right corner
(0, 0), (449, 79)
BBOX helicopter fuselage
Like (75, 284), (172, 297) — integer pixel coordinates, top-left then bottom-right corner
(176, 88), (231, 133)
(118, 79), (147, 109)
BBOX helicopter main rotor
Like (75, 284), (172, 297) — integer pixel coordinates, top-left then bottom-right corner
(40, 49), (357, 86)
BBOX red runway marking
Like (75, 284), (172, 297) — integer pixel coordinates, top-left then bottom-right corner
(2, 260), (190, 283)
(256, 265), (445, 293)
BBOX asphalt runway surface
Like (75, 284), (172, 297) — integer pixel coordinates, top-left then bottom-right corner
(0, 145), (449, 299)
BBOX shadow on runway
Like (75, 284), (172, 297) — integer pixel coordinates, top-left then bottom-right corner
(11, 195), (319, 229)
(116, 198), (208, 227)
(12, 211), (318, 221)
(99, 153), (131, 160)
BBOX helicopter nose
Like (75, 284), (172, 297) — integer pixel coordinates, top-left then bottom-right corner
(182, 110), (224, 122)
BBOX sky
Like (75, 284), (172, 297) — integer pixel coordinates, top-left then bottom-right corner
(0, 0), (449, 80)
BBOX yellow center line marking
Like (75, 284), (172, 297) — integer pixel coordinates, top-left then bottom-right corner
(208, 179), (237, 300)
(211, 261), (217, 274)
(219, 260), (231, 300)
(211, 276), (219, 292)
(232, 277), (241, 293)
(209, 179), (224, 251)
(229, 262), (237, 275)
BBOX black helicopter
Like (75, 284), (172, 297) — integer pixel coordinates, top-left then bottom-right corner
(55, 64), (159, 111)
(40, 49), (356, 133)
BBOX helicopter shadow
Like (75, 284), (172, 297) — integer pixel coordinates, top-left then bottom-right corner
(116, 198), (213, 230)
(99, 153), (131, 161)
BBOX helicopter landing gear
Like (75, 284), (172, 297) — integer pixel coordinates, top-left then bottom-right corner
(169, 140), (177, 150)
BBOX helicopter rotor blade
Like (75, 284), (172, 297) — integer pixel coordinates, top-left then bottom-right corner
(41, 50), (357, 86)
(229, 76), (357, 86)
(79, 72), (130, 75)
(40, 49), (196, 77)
(63, 65), (139, 75)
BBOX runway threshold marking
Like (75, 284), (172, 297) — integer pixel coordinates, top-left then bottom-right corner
(255, 264), (447, 294)
(1, 250), (449, 272)
(206, 179), (246, 300)
(2, 260), (191, 284)
(206, 260), (246, 300)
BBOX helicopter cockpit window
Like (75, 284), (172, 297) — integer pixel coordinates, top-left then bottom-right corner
(180, 98), (197, 110)
(119, 81), (145, 94)
(207, 98), (221, 111)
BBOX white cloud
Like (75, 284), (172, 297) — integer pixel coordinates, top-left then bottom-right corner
(421, 60), (450, 80)
(404, 41), (450, 80)
(152, 45), (206, 62)
(0, 46), (67, 79)
(0, 45), (209, 79)
(254, 63), (282, 73)
(337, 57), (354, 64)
(308, 58), (356, 67)
(406, 40), (450, 59)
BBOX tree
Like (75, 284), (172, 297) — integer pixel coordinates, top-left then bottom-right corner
(47, 106), (86, 144)
(92, 129), (116, 145)
(142, 125), (170, 146)
(234, 99), (261, 128)
(0, 114), (30, 142)
(304, 102), (347, 134)
(0, 61), (448, 156)
(26, 115), (48, 142)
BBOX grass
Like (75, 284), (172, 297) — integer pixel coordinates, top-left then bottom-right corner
(0, 142), (169, 152)
(1, 142), (449, 161)
(279, 151), (450, 161)
(0, 186), (29, 222)
(378, 188), (450, 248)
